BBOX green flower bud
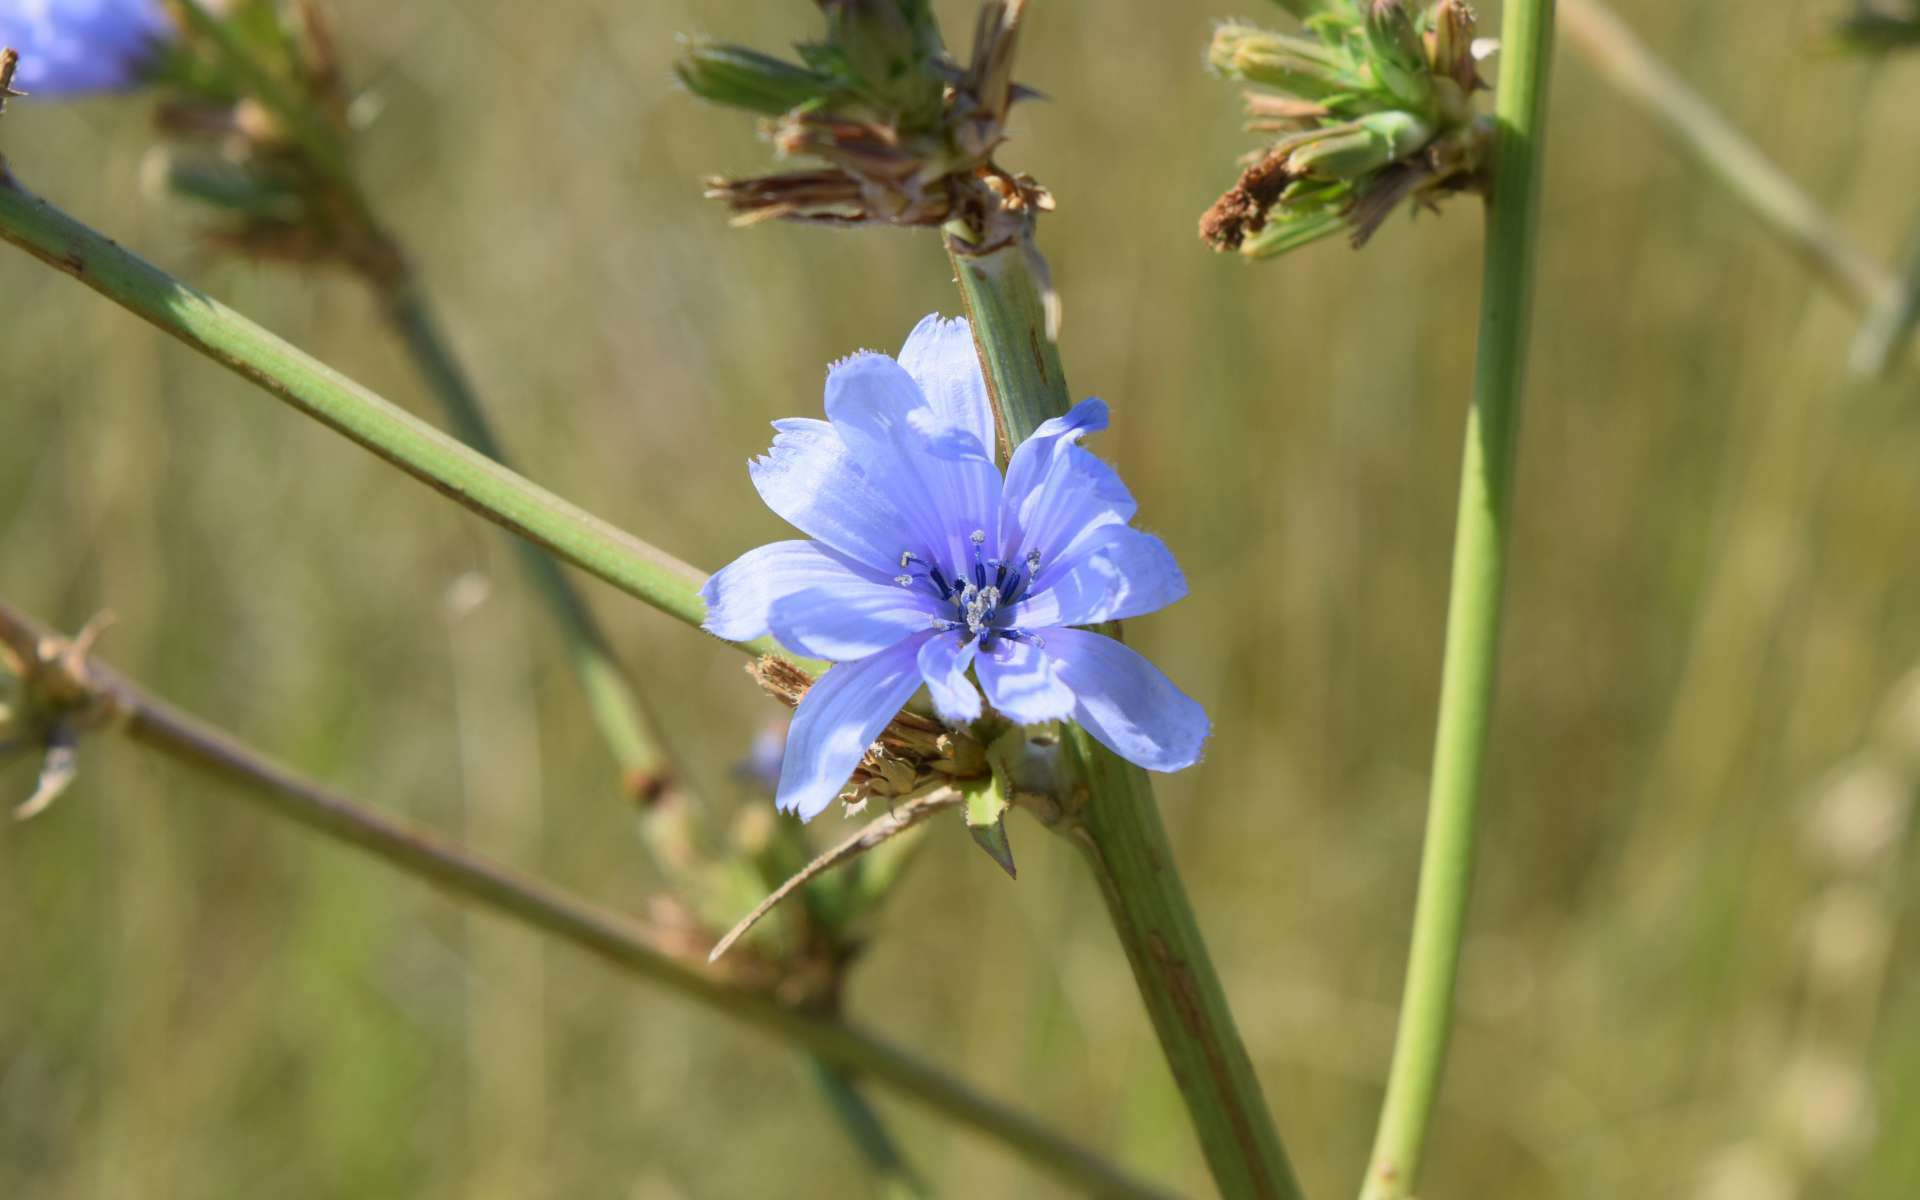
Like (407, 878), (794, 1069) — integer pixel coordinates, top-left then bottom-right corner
(1289, 109), (1431, 180)
(675, 41), (835, 116)
(1209, 22), (1360, 100)
(1240, 205), (1349, 259)
(1364, 0), (1434, 111)
(144, 151), (307, 222)
(1428, 0), (1481, 93)
(819, 0), (945, 119)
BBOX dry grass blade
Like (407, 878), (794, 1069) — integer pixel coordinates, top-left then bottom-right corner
(13, 727), (77, 821)
(709, 787), (965, 962)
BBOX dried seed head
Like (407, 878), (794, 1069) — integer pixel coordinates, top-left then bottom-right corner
(749, 656), (815, 709)
(683, 1), (1044, 247)
(1200, 0), (1492, 260)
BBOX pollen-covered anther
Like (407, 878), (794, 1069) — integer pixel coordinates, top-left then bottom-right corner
(963, 585), (1002, 636)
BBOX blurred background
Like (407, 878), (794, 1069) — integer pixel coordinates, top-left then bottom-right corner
(2, 0), (1918, 1196)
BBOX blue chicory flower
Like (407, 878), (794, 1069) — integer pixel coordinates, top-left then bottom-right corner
(1, 0), (173, 97)
(733, 720), (788, 794)
(703, 314), (1208, 820)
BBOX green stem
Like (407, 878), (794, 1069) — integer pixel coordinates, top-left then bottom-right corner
(1850, 217), (1920, 378)
(1561, 0), (1894, 316)
(807, 1059), (933, 1199)
(0, 167), (794, 661)
(0, 599), (1170, 1200)
(1356, 2), (1557, 1198)
(952, 239), (1305, 1200)
(379, 281), (671, 794)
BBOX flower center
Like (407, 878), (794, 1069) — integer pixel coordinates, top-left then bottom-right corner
(894, 531), (1045, 650)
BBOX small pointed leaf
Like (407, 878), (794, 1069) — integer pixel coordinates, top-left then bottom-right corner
(962, 777), (1016, 878)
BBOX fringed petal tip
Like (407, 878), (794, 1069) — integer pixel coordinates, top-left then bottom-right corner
(899, 314), (997, 457)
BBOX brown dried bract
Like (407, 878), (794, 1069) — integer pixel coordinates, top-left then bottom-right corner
(0, 48), (21, 114)
(1199, 145), (1298, 251)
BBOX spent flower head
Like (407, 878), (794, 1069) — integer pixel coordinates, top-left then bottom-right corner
(0, 0), (174, 96)
(704, 316), (1207, 821)
(678, 1), (1050, 250)
(1200, 0), (1495, 259)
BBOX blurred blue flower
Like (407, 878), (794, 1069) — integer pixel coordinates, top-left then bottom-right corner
(733, 720), (788, 794)
(2, 0), (172, 97)
(704, 315), (1207, 820)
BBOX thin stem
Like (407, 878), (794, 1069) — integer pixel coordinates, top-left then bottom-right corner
(0, 167), (800, 663)
(807, 1060), (933, 1199)
(0, 599), (1172, 1200)
(1850, 216), (1920, 378)
(951, 239), (1305, 1200)
(1357, 2), (1557, 1198)
(379, 280), (671, 793)
(380, 277), (931, 1187)
(1561, 0), (1895, 316)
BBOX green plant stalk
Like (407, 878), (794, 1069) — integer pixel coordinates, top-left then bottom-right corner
(806, 1059), (932, 1199)
(1356, 2), (1557, 1198)
(1561, 0), (1894, 316)
(0, 599), (1172, 1200)
(951, 239), (1305, 1200)
(380, 283), (671, 792)
(1850, 218), (1920, 378)
(0, 167), (805, 663)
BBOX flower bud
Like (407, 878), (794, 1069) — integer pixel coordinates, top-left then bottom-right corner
(141, 149), (304, 222)
(1208, 23), (1357, 99)
(1364, 0), (1434, 110)
(675, 40), (835, 116)
(1239, 206), (1348, 259)
(1427, 0), (1482, 93)
(819, 0), (944, 120)
(1289, 109), (1431, 181)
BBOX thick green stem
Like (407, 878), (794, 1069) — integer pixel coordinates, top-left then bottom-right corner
(0, 168), (795, 661)
(952, 239), (1304, 1200)
(0, 599), (1170, 1200)
(380, 281), (671, 794)
(1561, 0), (1894, 317)
(1356, 3), (1557, 1199)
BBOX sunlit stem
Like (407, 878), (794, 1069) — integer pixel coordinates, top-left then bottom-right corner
(0, 167), (801, 662)
(950, 233), (1306, 1200)
(0, 599), (1170, 1200)
(379, 279), (673, 796)
(1356, 2), (1557, 1198)
(1561, 0), (1894, 316)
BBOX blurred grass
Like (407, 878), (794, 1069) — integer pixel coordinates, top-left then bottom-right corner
(1, 1), (1918, 1196)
